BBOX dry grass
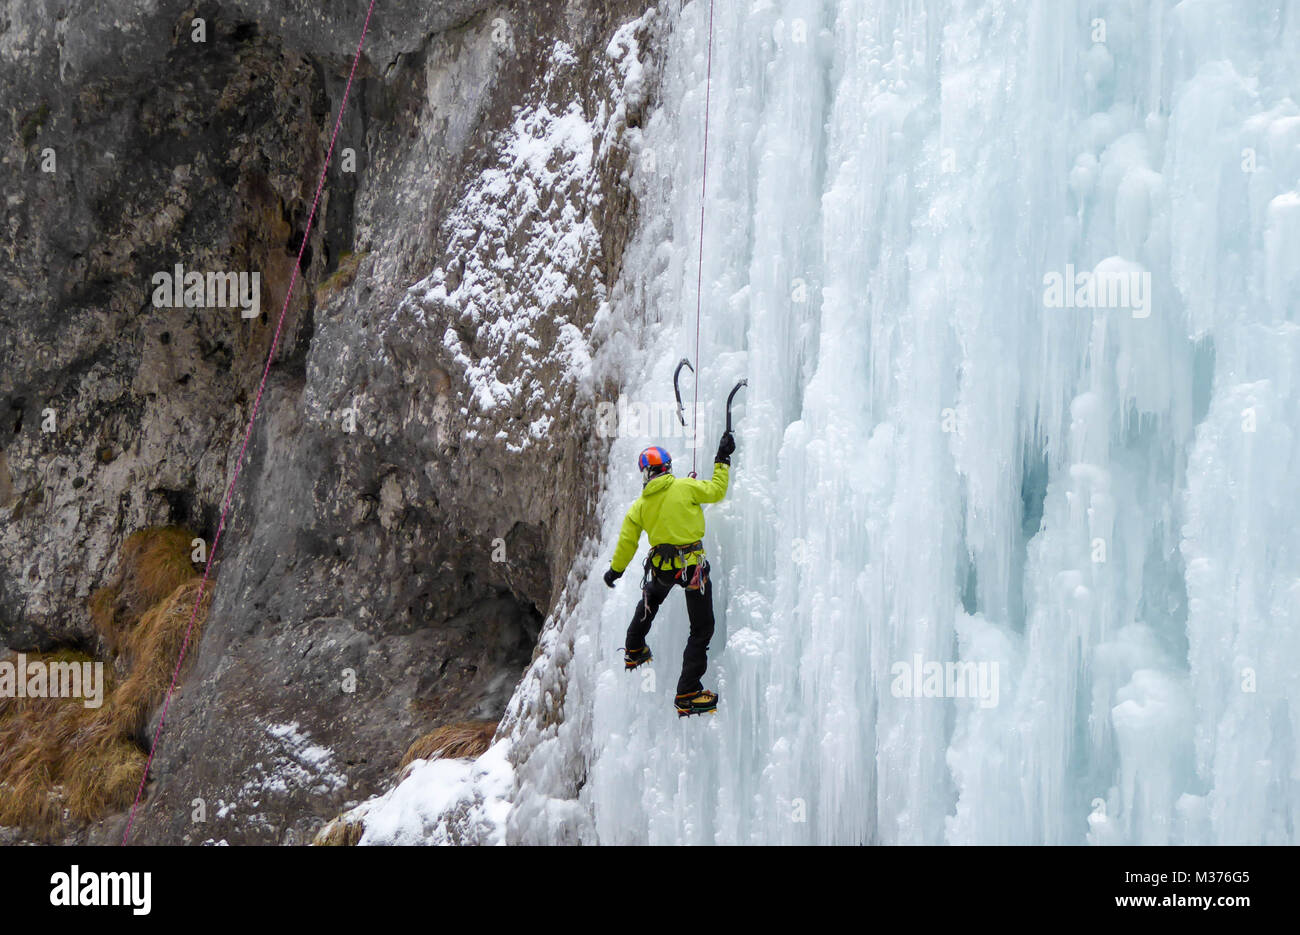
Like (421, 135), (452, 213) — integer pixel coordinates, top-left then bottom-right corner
(108, 579), (212, 739)
(313, 719), (500, 846)
(399, 719), (498, 769)
(63, 738), (146, 824)
(91, 526), (198, 654)
(313, 817), (365, 846)
(0, 527), (211, 836)
(0, 651), (142, 834)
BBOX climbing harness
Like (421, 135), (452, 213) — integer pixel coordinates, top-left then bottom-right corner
(640, 541), (709, 617)
(649, 541), (708, 589)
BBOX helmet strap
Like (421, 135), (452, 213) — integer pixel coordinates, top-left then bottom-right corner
(641, 463), (671, 486)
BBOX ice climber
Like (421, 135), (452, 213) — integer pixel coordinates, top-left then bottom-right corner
(602, 430), (735, 717)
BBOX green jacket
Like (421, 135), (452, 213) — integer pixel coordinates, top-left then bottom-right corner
(611, 463), (730, 572)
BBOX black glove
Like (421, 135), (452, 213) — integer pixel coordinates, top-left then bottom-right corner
(603, 568), (622, 588)
(715, 431), (736, 465)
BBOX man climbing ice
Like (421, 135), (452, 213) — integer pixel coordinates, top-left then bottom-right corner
(602, 430), (736, 717)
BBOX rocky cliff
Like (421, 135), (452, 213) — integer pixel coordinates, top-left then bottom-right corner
(1, 0), (660, 844)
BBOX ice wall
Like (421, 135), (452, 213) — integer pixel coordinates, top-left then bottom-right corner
(371, 0), (1300, 845)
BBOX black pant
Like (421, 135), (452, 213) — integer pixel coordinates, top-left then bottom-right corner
(625, 561), (714, 696)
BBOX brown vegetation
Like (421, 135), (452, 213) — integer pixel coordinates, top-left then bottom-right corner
(313, 719), (500, 846)
(313, 817), (365, 846)
(399, 719), (498, 769)
(0, 527), (210, 836)
(90, 526), (198, 654)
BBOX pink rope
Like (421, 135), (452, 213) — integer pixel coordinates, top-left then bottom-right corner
(691, 0), (715, 476)
(121, 0), (379, 845)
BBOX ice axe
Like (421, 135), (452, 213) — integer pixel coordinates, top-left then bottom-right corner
(725, 379), (747, 434)
(673, 357), (695, 427)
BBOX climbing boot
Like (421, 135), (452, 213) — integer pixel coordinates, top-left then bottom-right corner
(624, 645), (653, 671)
(675, 689), (718, 717)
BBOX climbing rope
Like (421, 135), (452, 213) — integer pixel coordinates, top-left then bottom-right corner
(691, 0), (715, 477)
(120, 0), (379, 845)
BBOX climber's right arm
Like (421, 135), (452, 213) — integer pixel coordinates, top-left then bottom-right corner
(610, 504), (643, 573)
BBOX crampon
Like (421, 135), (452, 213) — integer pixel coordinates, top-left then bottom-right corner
(675, 689), (719, 717)
(624, 645), (653, 671)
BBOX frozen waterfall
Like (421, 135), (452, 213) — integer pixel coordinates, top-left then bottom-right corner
(360, 0), (1300, 846)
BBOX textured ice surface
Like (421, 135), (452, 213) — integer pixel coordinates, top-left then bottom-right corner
(380, 0), (1300, 845)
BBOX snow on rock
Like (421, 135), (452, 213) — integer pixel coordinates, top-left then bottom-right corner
(374, 0), (1300, 845)
(350, 742), (515, 846)
(395, 21), (639, 446)
(216, 722), (347, 824)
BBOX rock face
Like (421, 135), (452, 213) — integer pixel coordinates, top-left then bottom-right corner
(0, 0), (657, 843)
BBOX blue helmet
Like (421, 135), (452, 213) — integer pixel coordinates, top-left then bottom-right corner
(638, 446), (672, 482)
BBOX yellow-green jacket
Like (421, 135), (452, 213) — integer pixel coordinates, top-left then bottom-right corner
(611, 463), (730, 572)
